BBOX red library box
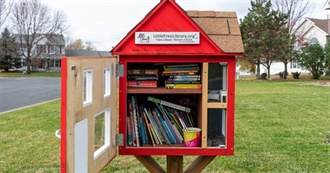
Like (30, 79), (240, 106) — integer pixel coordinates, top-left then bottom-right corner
(60, 0), (243, 172)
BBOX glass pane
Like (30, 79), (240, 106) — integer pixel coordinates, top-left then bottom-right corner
(94, 112), (105, 152)
(207, 108), (226, 147)
(83, 70), (93, 105)
(208, 63), (227, 102)
(104, 68), (111, 97)
(94, 109), (111, 159)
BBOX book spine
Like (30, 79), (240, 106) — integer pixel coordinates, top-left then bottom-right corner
(139, 117), (146, 144)
(126, 116), (133, 146)
(147, 96), (191, 113)
(127, 80), (157, 88)
(128, 100), (137, 147)
(142, 108), (155, 146)
(149, 124), (159, 145)
(131, 96), (140, 147)
(144, 107), (160, 145)
(152, 109), (171, 144)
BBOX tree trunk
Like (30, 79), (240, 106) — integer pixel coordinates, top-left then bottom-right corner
(256, 61), (261, 80)
(26, 59), (31, 74)
(267, 67), (271, 79)
(283, 61), (288, 79)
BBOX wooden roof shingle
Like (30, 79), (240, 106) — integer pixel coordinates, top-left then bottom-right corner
(186, 10), (244, 54)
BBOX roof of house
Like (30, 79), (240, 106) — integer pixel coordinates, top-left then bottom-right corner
(13, 34), (65, 45)
(307, 18), (330, 34)
(65, 49), (111, 56)
(186, 10), (244, 53)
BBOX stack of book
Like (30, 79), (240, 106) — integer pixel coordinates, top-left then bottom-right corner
(162, 64), (201, 89)
(127, 69), (159, 88)
(127, 96), (196, 147)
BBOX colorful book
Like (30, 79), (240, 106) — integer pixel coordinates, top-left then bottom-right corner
(165, 83), (201, 89)
(127, 80), (157, 88)
(128, 100), (137, 147)
(147, 96), (191, 113)
(127, 69), (159, 75)
(152, 109), (171, 144)
(131, 96), (140, 147)
(144, 107), (161, 145)
(141, 108), (155, 146)
(126, 117), (133, 146)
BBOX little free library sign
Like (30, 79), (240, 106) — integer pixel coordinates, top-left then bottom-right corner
(135, 32), (200, 44)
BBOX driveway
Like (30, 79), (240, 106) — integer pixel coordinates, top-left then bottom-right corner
(0, 77), (60, 113)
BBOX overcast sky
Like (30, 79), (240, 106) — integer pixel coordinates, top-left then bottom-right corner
(41, 0), (329, 51)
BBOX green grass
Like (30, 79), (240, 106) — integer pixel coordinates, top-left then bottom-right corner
(0, 80), (329, 172)
(0, 71), (61, 77)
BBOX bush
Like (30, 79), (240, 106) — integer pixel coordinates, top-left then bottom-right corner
(261, 73), (267, 80)
(291, 72), (301, 79)
(278, 71), (288, 79)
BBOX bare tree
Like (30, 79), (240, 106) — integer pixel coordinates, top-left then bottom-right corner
(272, 0), (313, 78)
(0, 0), (12, 29)
(10, 0), (68, 73)
(272, 0), (313, 34)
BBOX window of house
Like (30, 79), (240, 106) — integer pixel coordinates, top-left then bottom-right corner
(49, 59), (61, 67)
(37, 45), (46, 54)
(309, 37), (319, 44)
(292, 60), (300, 69)
(49, 45), (61, 54)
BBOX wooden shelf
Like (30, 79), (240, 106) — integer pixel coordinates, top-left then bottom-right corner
(127, 87), (202, 94)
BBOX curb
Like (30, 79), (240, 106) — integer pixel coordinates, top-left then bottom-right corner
(0, 98), (60, 115)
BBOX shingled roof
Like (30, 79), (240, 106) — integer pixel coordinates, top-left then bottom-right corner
(186, 10), (244, 54)
(308, 18), (330, 34)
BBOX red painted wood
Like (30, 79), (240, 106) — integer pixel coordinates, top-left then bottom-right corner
(118, 55), (236, 156)
(60, 57), (67, 173)
(111, 0), (224, 55)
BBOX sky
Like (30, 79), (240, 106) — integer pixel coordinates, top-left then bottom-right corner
(40, 0), (330, 51)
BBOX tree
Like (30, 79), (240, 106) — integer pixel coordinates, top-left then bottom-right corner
(272, 0), (313, 34)
(10, 0), (68, 74)
(66, 38), (96, 50)
(0, 0), (12, 29)
(272, 0), (313, 78)
(240, 0), (288, 79)
(299, 42), (326, 79)
(0, 27), (20, 71)
(323, 38), (330, 76)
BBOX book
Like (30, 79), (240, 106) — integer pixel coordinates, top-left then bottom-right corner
(131, 96), (140, 147)
(127, 80), (157, 88)
(128, 75), (158, 81)
(151, 109), (171, 144)
(126, 117), (133, 146)
(128, 100), (137, 147)
(162, 70), (199, 75)
(143, 107), (161, 145)
(147, 96), (191, 113)
(141, 108), (155, 146)
(165, 83), (201, 88)
(127, 69), (159, 75)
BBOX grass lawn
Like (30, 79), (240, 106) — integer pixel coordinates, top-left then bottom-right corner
(0, 71), (61, 77)
(0, 79), (329, 172)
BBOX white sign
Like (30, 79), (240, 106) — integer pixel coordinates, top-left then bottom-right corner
(135, 32), (200, 44)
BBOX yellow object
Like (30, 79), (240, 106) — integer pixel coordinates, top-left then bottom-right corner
(183, 127), (201, 142)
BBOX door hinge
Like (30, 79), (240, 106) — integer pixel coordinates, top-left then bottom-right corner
(116, 64), (124, 77)
(116, 134), (124, 146)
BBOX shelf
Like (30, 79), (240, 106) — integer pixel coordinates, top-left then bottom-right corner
(127, 87), (202, 94)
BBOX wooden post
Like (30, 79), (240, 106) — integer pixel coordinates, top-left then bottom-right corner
(167, 156), (183, 173)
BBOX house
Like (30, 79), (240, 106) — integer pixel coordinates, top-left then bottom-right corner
(325, 0), (330, 10)
(15, 34), (65, 72)
(258, 17), (330, 76)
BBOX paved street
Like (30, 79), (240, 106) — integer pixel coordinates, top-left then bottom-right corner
(0, 77), (60, 113)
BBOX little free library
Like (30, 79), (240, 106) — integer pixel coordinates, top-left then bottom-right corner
(60, 0), (244, 172)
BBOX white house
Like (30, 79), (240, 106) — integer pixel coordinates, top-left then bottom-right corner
(256, 17), (330, 76)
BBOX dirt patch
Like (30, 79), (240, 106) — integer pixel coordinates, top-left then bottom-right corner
(299, 81), (330, 87)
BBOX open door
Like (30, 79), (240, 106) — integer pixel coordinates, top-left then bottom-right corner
(60, 56), (117, 173)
